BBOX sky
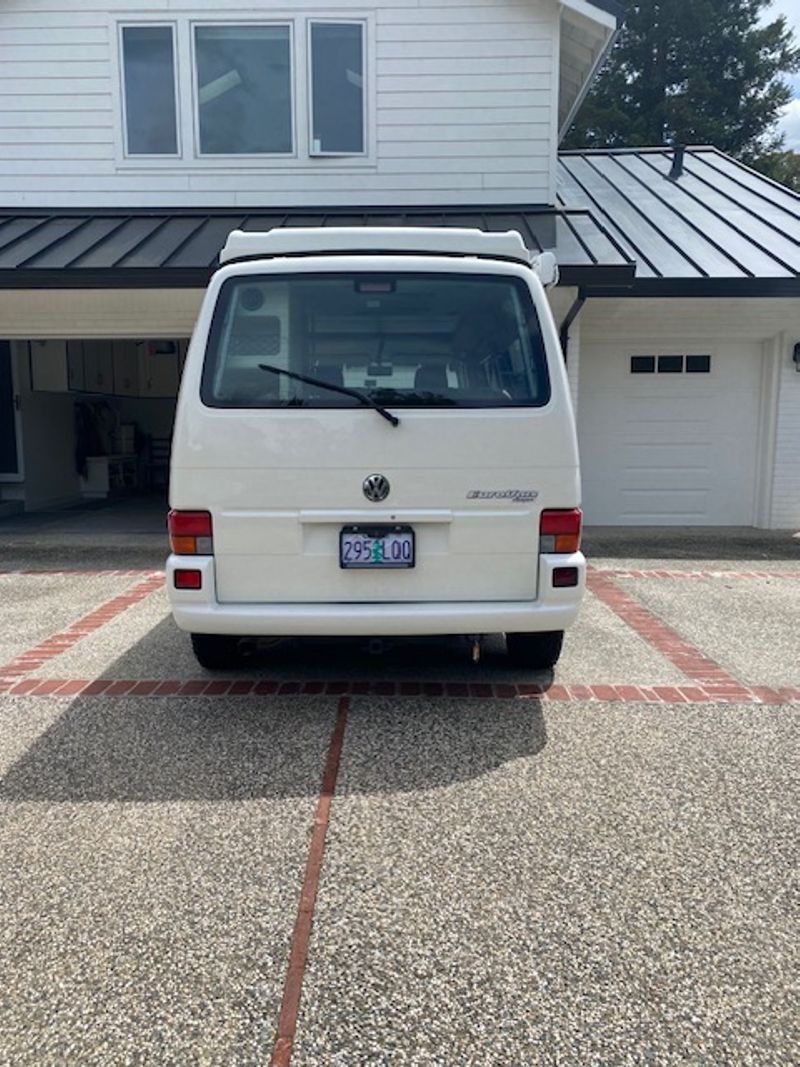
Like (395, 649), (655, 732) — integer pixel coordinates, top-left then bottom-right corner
(767, 0), (800, 150)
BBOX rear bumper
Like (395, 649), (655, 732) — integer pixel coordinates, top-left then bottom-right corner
(167, 553), (585, 637)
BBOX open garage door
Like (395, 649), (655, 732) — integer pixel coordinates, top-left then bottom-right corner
(578, 343), (761, 525)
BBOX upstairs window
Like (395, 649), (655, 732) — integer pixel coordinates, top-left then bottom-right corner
(118, 18), (369, 162)
(309, 22), (365, 154)
(194, 25), (293, 155)
(121, 25), (178, 155)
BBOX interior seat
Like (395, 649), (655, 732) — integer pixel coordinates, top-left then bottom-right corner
(311, 363), (344, 387)
(414, 363), (449, 392)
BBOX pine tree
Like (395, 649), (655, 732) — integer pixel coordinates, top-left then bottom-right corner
(563, 0), (800, 176)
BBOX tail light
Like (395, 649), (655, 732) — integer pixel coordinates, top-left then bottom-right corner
(552, 566), (579, 587)
(174, 568), (203, 589)
(169, 510), (213, 555)
(539, 508), (582, 554)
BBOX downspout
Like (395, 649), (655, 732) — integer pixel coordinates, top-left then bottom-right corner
(559, 291), (586, 364)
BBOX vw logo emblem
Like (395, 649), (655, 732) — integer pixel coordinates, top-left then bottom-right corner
(363, 473), (390, 503)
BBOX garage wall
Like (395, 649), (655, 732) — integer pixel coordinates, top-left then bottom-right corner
(13, 342), (80, 510)
(579, 297), (800, 530)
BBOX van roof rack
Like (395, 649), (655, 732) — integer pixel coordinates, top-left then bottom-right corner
(219, 226), (533, 267)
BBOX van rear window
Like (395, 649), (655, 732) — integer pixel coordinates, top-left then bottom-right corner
(201, 272), (551, 409)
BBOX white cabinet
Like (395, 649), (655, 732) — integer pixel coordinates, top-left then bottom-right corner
(28, 337), (184, 397)
(138, 340), (180, 397)
(112, 340), (139, 397)
(67, 341), (85, 391)
(82, 340), (114, 393)
(29, 339), (69, 392)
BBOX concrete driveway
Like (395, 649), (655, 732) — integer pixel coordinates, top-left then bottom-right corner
(0, 502), (797, 1065)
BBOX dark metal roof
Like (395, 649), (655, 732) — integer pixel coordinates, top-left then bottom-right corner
(1, 147), (796, 296)
(558, 146), (800, 295)
(0, 206), (634, 290)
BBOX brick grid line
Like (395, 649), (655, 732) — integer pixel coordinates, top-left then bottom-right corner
(598, 569), (800, 581)
(0, 569), (162, 578)
(1, 567), (797, 706)
(1, 676), (797, 704)
(587, 569), (754, 699)
(0, 573), (164, 683)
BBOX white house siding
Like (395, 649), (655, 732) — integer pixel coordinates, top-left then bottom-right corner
(771, 345), (800, 529)
(0, 0), (559, 208)
(579, 297), (800, 530)
(546, 284), (579, 408)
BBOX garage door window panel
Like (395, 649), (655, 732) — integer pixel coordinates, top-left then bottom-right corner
(630, 355), (655, 374)
(657, 355), (683, 374)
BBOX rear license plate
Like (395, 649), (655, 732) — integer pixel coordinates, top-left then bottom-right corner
(340, 525), (415, 569)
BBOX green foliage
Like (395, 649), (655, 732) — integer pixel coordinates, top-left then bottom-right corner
(563, 0), (800, 168)
(752, 148), (800, 190)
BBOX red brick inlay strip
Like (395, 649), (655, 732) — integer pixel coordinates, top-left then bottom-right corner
(599, 569), (800, 580)
(0, 569), (162, 578)
(1, 677), (797, 704)
(0, 573), (164, 681)
(271, 696), (349, 1067)
(587, 569), (752, 697)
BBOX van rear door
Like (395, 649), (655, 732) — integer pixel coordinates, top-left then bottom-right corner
(171, 260), (580, 605)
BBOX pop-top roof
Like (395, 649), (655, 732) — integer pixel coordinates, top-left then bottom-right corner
(219, 226), (533, 266)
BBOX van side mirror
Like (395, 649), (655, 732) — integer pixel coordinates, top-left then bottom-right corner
(533, 251), (559, 288)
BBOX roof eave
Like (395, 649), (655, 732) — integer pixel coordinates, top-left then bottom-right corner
(588, 277), (800, 299)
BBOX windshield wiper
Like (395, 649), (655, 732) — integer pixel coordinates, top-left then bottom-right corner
(258, 364), (399, 427)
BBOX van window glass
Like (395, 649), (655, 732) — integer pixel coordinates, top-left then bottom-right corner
(201, 272), (551, 409)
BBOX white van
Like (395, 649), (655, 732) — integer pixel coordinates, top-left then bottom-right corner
(167, 227), (585, 670)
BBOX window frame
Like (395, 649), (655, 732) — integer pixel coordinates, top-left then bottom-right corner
(307, 19), (368, 158)
(191, 20), (296, 161)
(118, 21), (181, 159)
(114, 14), (375, 169)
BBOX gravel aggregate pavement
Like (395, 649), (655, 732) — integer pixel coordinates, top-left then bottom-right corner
(32, 584), (685, 688)
(623, 575), (800, 687)
(1, 505), (798, 1066)
(0, 694), (335, 1066)
(0, 573), (139, 666)
(294, 698), (799, 1066)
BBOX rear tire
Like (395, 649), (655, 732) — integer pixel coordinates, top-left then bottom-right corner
(190, 633), (242, 670)
(505, 630), (564, 670)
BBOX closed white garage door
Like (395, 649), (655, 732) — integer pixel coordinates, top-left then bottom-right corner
(578, 343), (761, 525)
